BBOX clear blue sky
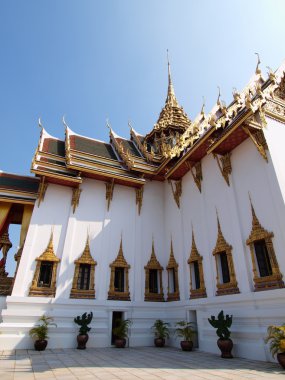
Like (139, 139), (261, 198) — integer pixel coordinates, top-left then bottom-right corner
(1, 0), (285, 274)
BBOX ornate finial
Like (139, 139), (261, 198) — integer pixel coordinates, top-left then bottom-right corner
(106, 118), (111, 131)
(248, 192), (257, 219)
(166, 49), (176, 105)
(170, 237), (174, 256)
(47, 227), (54, 250)
(38, 118), (43, 130)
(201, 97), (205, 116)
(215, 208), (221, 233)
(62, 115), (69, 130)
(266, 66), (276, 81)
(217, 86), (221, 105)
(255, 52), (261, 74)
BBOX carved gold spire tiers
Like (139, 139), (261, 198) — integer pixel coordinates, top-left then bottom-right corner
(108, 237), (130, 301)
(29, 231), (60, 297)
(246, 199), (284, 291)
(188, 229), (207, 299)
(144, 239), (164, 302)
(212, 215), (239, 296)
(144, 53), (191, 157)
(166, 239), (180, 301)
(70, 235), (97, 299)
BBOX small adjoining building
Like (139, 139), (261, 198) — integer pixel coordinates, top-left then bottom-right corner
(0, 58), (285, 361)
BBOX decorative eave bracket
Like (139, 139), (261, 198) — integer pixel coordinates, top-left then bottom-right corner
(105, 179), (115, 211)
(213, 153), (232, 186)
(168, 179), (182, 208)
(135, 187), (144, 215)
(186, 161), (202, 192)
(37, 176), (48, 207)
(71, 186), (82, 213)
(242, 127), (268, 162)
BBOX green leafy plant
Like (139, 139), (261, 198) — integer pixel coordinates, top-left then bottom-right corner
(151, 319), (170, 339)
(265, 324), (285, 358)
(74, 312), (93, 335)
(29, 315), (57, 341)
(208, 310), (232, 340)
(175, 321), (196, 342)
(112, 319), (132, 339)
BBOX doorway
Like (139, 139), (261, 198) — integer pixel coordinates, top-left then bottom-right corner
(189, 310), (198, 348)
(111, 311), (123, 345)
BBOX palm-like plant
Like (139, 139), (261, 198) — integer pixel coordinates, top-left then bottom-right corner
(112, 319), (132, 339)
(29, 315), (56, 341)
(152, 319), (170, 339)
(175, 321), (196, 342)
(265, 325), (285, 358)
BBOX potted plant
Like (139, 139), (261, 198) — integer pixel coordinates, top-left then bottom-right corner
(74, 311), (93, 349)
(265, 324), (285, 369)
(208, 310), (233, 358)
(151, 319), (170, 347)
(112, 318), (132, 348)
(29, 315), (57, 351)
(175, 320), (196, 351)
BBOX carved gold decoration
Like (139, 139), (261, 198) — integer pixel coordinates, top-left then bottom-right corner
(213, 153), (232, 186)
(144, 239), (164, 302)
(109, 129), (135, 169)
(212, 215), (239, 296)
(0, 231), (12, 277)
(274, 75), (285, 100)
(130, 128), (155, 162)
(265, 98), (285, 123)
(37, 176), (48, 207)
(168, 179), (182, 208)
(135, 187), (144, 215)
(187, 229), (207, 299)
(186, 161), (202, 192)
(108, 237), (130, 301)
(246, 199), (284, 291)
(71, 186), (82, 213)
(243, 127), (268, 162)
(70, 235), (97, 299)
(29, 231), (60, 297)
(166, 239), (180, 301)
(105, 179), (114, 211)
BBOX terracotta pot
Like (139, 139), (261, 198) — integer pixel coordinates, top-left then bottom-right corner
(277, 353), (285, 369)
(180, 340), (193, 351)
(154, 338), (165, 347)
(34, 339), (48, 351)
(217, 338), (233, 358)
(114, 338), (126, 348)
(77, 334), (89, 349)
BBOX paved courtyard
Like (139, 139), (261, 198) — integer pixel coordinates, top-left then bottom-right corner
(0, 347), (284, 380)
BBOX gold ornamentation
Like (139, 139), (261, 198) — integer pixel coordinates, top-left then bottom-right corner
(168, 179), (182, 208)
(109, 129), (135, 170)
(274, 75), (285, 100)
(70, 235), (97, 299)
(187, 229), (207, 299)
(212, 215), (239, 296)
(29, 231), (60, 297)
(135, 187), (144, 215)
(265, 98), (285, 123)
(71, 186), (82, 213)
(186, 161), (202, 192)
(213, 153), (232, 186)
(130, 128), (154, 162)
(105, 180), (114, 211)
(242, 127), (268, 162)
(166, 239), (180, 301)
(246, 198), (284, 291)
(144, 239), (164, 302)
(37, 176), (48, 207)
(108, 237), (130, 301)
(0, 231), (12, 277)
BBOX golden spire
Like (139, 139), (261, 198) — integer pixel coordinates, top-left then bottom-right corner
(166, 50), (178, 106)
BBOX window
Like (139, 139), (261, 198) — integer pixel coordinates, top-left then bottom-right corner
(188, 232), (207, 299)
(219, 252), (230, 283)
(149, 269), (158, 293)
(168, 268), (176, 293)
(193, 261), (200, 289)
(246, 202), (284, 291)
(166, 241), (180, 301)
(114, 267), (125, 292)
(77, 264), (91, 290)
(254, 240), (272, 277)
(38, 261), (53, 287)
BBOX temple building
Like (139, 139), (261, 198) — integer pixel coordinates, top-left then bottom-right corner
(0, 58), (285, 361)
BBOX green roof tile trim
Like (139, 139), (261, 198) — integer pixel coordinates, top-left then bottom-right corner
(120, 140), (141, 157)
(0, 174), (39, 192)
(71, 136), (117, 160)
(43, 139), (65, 157)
